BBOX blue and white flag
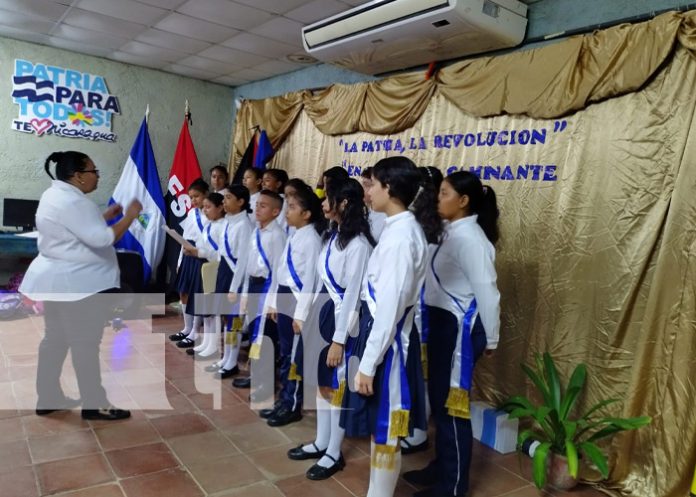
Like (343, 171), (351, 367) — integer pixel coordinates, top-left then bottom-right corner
(110, 117), (166, 283)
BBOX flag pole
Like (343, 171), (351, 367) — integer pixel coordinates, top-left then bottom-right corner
(145, 104), (150, 124)
(185, 99), (192, 125)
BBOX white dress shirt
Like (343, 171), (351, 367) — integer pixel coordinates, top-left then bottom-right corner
(359, 211), (428, 377)
(181, 207), (208, 241)
(193, 217), (225, 262)
(270, 224), (323, 322)
(318, 231), (372, 345)
(248, 191), (260, 220)
(425, 215), (500, 350)
(219, 212), (253, 293)
(242, 218), (287, 294)
(19, 180), (119, 301)
(369, 209), (387, 241)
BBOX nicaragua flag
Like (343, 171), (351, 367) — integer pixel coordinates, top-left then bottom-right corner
(109, 117), (166, 283)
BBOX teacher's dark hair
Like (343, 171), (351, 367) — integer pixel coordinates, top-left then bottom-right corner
(44, 151), (90, 181)
(373, 156), (443, 244)
(444, 171), (500, 245)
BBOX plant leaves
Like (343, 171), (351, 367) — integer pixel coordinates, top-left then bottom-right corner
(502, 396), (535, 411)
(543, 352), (562, 412)
(565, 440), (579, 478)
(518, 428), (540, 447)
(581, 398), (619, 420)
(522, 362), (552, 407)
(586, 416), (651, 442)
(532, 442), (552, 488)
(508, 407), (535, 419)
(580, 441), (609, 478)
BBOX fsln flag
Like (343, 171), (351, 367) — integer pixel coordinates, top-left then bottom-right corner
(163, 114), (202, 290)
(231, 128), (274, 184)
(109, 117), (166, 283)
(165, 116), (202, 228)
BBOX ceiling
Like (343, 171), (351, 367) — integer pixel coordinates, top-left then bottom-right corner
(0, 0), (371, 87)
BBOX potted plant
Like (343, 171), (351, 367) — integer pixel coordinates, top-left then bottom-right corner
(502, 352), (651, 490)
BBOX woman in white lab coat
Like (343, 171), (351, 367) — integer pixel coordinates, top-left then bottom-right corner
(20, 151), (142, 421)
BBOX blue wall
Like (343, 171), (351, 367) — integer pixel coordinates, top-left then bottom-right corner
(232, 0), (694, 104)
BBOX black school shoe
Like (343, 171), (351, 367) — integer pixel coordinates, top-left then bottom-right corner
(176, 338), (195, 348)
(267, 407), (302, 427)
(287, 442), (325, 461)
(232, 377), (251, 388)
(214, 366), (239, 379)
(259, 401), (282, 419)
(401, 438), (429, 455)
(306, 453), (345, 480)
(81, 406), (131, 421)
(36, 397), (81, 416)
(403, 463), (438, 487)
(169, 332), (187, 341)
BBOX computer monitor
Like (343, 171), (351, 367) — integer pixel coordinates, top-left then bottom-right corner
(3, 198), (39, 231)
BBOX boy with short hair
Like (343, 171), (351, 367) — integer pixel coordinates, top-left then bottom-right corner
(231, 190), (287, 389)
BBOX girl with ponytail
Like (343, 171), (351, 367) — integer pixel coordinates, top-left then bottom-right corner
(352, 156), (440, 497)
(404, 170), (501, 497)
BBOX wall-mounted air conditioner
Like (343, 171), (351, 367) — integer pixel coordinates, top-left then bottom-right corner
(302, 0), (528, 75)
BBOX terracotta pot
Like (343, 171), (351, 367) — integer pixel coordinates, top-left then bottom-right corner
(547, 452), (578, 490)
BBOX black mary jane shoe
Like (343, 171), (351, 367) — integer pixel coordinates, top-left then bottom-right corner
(169, 332), (187, 342)
(81, 406), (131, 421)
(306, 453), (345, 480)
(267, 407), (302, 427)
(214, 366), (239, 379)
(401, 438), (429, 455)
(176, 338), (195, 348)
(36, 397), (81, 416)
(287, 442), (326, 461)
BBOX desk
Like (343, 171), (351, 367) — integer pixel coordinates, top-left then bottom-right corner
(0, 233), (38, 257)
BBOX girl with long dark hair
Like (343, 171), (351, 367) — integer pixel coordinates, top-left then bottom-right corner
(287, 178), (374, 481)
(353, 156), (442, 497)
(404, 170), (501, 497)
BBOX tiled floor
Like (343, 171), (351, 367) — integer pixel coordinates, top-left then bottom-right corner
(0, 309), (607, 497)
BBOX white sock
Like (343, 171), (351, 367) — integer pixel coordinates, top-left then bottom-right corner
(317, 404), (345, 468)
(367, 442), (401, 497)
(218, 333), (232, 366)
(181, 313), (194, 334)
(188, 315), (202, 341)
(221, 338), (240, 370)
(198, 316), (221, 357)
(303, 395), (330, 453)
(193, 317), (212, 352)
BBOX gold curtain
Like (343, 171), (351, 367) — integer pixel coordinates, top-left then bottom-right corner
(229, 11), (696, 170)
(226, 12), (696, 497)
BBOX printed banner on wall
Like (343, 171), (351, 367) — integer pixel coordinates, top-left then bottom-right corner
(10, 59), (120, 142)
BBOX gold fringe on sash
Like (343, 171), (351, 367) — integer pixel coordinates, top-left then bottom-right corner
(225, 331), (238, 345)
(288, 363), (302, 381)
(421, 343), (428, 380)
(389, 409), (410, 439)
(445, 387), (471, 419)
(371, 443), (399, 470)
(249, 342), (261, 360)
(330, 379), (346, 407)
(231, 316), (243, 332)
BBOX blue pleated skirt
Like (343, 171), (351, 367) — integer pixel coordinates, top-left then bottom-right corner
(184, 258), (205, 315)
(340, 300), (373, 438)
(175, 240), (198, 294)
(317, 294), (336, 389)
